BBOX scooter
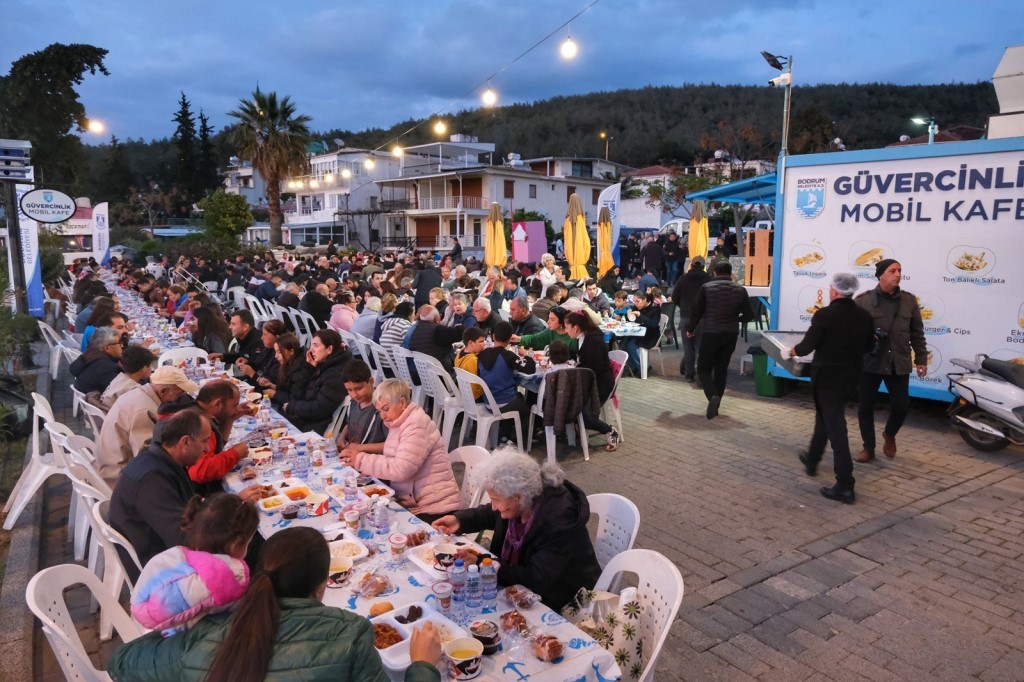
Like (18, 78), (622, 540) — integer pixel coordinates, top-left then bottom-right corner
(946, 354), (1024, 452)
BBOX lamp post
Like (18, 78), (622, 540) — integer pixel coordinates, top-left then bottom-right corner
(761, 51), (793, 157)
(599, 131), (613, 161)
(911, 117), (938, 145)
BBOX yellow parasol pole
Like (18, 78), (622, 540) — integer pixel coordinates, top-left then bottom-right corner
(563, 193), (590, 280)
(597, 206), (614, 277)
(688, 200), (709, 261)
(485, 202), (506, 268)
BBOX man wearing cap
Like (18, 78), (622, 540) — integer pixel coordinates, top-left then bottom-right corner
(854, 259), (928, 462)
(96, 365), (199, 488)
(671, 257), (711, 382)
(789, 273), (874, 504)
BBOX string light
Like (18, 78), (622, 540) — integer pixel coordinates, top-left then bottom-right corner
(363, 158), (376, 170)
(324, 173), (334, 184)
(391, 145), (404, 157)
(433, 120), (448, 136)
(341, 168), (352, 179)
(560, 32), (578, 59)
(309, 179), (319, 189)
(482, 88), (498, 107)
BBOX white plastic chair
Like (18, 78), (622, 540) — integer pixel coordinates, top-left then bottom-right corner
(603, 349), (629, 443)
(62, 344), (83, 367)
(527, 371), (588, 463)
(588, 493), (641, 569)
(92, 500), (143, 621)
(389, 345), (426, 408)
(339, 329), (363, 359)
(66, 464), (111, 589)
(79, 400), (107, 438)
(69, 385), (86, 418)
(38, 320), (65, 380)
(448, 445), (491, 507)
(413, 352), (466, 449)
(454, 368), (523, 451)
(638, 314), (669, 380)
(323, 397), (351, 441)
(244, 294), (271, 326)
(593, 549), (685, 682)
(363, 339), (394, 384)
(2, 393), (62, 530)
(157, 346), (209, 366)
(299, 309), (322, 338)
(226, 286), (246, 311)
(27, 563), (144, 680)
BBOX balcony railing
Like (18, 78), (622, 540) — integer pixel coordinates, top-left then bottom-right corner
(413, 196), (491, 211)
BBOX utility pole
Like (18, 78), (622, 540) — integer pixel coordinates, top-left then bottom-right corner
(0, 140), (33, 314)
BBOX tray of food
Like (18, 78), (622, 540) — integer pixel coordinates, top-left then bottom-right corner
(760, 330), (814, 377)
(328, 534), (369, 563)
(407, 537), (495, 576)
(256, 495), (287, 514)
(370, 602), (467, 672)
(360, 483), (395, 499)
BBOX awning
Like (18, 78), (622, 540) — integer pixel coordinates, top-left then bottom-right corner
(687, 172), (777, 205)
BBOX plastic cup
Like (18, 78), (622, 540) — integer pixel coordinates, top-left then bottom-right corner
(444, 638), (484, 680)
(432, 581), (453, 613)
(321, 470), (335, 487)
(343, 509), (360, 530)
(389, 532), (408, 558)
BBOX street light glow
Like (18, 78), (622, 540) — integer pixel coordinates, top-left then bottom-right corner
(363, 158), (376, 170)
(341, 168), (352, 179)
(86, 119), (105, 134)
(482, 88), (498, 107)
(560, 36), (578, 60)
(391, 145), (403, 157)
(433, 120), (448, 136)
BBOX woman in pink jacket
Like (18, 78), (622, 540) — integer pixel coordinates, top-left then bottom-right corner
(329, 291), (360, 332)
(348, 378), (463, 519)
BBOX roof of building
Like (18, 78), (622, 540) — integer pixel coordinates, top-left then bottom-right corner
(626, 165), (675, 177)
(887, 125), (986, 147)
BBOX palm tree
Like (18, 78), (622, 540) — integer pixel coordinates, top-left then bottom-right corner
(227, 88), (312, 246)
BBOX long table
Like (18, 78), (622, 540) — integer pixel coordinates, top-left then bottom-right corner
(223, 410), (621, 682)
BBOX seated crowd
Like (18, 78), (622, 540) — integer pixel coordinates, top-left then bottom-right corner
(51, 247), (664, 678)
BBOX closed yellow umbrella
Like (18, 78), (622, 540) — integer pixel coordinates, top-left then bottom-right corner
(563, 193), (591, 280)
(688, 199), (709, 261)
(597, 206), (614, 277)
(484, 202), (507, 268)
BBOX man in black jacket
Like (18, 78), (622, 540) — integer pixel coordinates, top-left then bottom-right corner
(412, 261), (443, 308)
(298, 283), (335, 325)
(210, 310), (264, 370)
(70, 326), (123, 394)
(789, 273), (873, 504)
(686, 261), (753, 419)
(671, 258), (711, 381)
(407, 305), (465, 372)
(109, 411), (211, 576)
(509, 296), (546, 336)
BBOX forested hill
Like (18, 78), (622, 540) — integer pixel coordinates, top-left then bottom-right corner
(323, 82), (998, 168)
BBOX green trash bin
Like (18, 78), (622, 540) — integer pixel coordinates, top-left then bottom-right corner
(752, 350), (786, 397)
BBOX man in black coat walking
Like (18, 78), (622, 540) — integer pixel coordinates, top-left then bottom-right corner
(412, 260), (443, 308)
(686, 261), (752, 419)
(789, 273), (874, 504)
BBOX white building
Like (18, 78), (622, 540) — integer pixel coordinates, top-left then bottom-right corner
(223, 158), (267, 208)
(375, 139), (624, 252)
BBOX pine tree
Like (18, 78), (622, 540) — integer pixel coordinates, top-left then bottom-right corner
(197, 109), (220, 197)
(98, 135), (134, 203)
(171, 91), (197, 200)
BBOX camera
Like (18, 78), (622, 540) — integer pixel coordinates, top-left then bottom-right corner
(768, 73), (792, 87)
(870, 328), (889, 356)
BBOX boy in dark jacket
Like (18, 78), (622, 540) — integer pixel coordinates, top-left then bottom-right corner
(477, 322), (536, 445)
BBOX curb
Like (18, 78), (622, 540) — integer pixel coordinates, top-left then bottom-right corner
(0, 343), (51, 681)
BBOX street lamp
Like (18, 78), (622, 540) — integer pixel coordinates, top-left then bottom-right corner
(433, 120), (448, 136)
(560, 31), (578, 59)
(481, 88), (498, 107)
(86, 119), (105, 134)
(599, 131), (613, 161)
(911, 117), (939, 145)
(761, 50), (794, 157)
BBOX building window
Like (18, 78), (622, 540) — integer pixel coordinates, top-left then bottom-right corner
(369, 196), (378, 210)
(529, 184), (537, 198)
(592, 188), (600, 204)
(504, 180), (515, 199)
(566, 185), (576, 202)
(571, 161), (593, 178)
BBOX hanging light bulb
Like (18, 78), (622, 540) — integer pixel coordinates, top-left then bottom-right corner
(287, 180), (295, 190)
(310, 179), (319, 189)
(433, 120), (448, 136)
(481, 88), (498, 107)
(391, 145), (403, 157)
(341, 168), (352, 179)
(560, 33), (578, 59)
(324, 173), (334, 184)
(364, 157), (376, 170)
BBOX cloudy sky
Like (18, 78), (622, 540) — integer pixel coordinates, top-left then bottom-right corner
(4, 0), (1021, 141)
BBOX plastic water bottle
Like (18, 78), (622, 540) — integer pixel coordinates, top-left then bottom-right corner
(374, 497), (390, 535)
(343, 475), (358, 503)
(465, 564), (482, 613)
(367, 495), (380, 529)
(480, 558), (497, 612)
(449, 559), (468, 623)
(293, 448), (309, 481)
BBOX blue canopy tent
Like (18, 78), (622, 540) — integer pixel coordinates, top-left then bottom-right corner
(687, 172), (777, 205)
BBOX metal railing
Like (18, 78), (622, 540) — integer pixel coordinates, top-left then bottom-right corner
(414, 196), (491, 211)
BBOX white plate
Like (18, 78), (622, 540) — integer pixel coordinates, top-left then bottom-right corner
(328, 535), (370, 563)
(406, 537), (494, 576)
(371, 603), (467, 672)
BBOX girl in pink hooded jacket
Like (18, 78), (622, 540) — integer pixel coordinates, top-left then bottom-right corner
(131, 493), (259, 635)
(349, 378), (463, 519)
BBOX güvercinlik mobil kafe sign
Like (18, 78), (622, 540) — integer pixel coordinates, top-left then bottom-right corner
(18, 188), (75, 224)
(776, 141), (1024, 400)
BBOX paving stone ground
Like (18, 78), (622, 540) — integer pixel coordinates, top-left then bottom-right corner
(27, 332), (1024, 680)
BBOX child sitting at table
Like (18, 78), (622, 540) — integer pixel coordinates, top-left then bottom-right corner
(131, 493), (258, 635)
(612, 291), (631, 319)
(337, 359), (388, 460)
(454, 326), (487, 399)
(546, 339), (575, 371)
